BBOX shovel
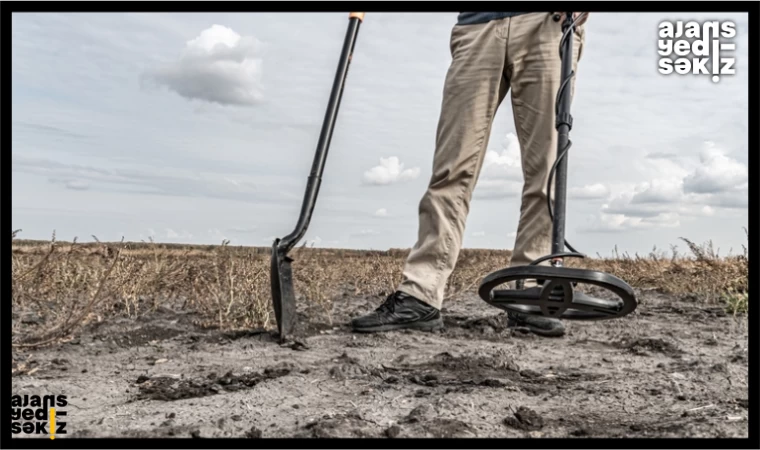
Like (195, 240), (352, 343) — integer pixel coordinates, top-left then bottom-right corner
(270, 12), (365, 341)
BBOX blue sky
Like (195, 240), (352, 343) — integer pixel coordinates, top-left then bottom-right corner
(11, 12), (749, 256)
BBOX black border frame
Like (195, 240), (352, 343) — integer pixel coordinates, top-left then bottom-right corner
(3, 2), (757, 449)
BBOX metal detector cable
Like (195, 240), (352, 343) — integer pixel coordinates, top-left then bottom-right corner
(544, 12), (589, 257)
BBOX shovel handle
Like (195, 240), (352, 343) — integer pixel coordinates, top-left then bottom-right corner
(278, 10), (364, 253)
(349, 12), (365, 21)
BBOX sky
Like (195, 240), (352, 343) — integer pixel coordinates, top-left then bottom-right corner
(11, 12), (750, 257)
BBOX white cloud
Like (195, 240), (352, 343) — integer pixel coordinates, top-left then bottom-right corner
(480, 132), (522, 181)
(471, 231), (486, 237)
(683, 142), (748, 195)
(507, 231), (517, 238)
(472, 179), (522, 199)
(374, 208), (388, 217)
(590, 142), (747, 232)
(697, 190), (748, 209)
(166, 228), (192, 239)
(570, 183), (609, 200)
(630, 178), (684, 204)
(603, 179), (686, 218)
(362, 157), (420, 185)
(142, 24), (264, 106)
(473, 133), (523, 199)
(580, 211), (680, 234)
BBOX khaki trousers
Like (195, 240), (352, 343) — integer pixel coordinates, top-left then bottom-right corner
(398, 13), (585, 309)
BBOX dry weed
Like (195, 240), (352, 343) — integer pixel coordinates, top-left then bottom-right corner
(11, 230), (748, 347)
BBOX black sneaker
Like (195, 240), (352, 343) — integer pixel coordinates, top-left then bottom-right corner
(351, 291), (443, 333)
(507, 311), (566, 337)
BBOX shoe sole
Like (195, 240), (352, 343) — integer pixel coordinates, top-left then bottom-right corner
(509, 320), (565, 338)
(352, 317), (444, 334)
(527, 327), (565, 338)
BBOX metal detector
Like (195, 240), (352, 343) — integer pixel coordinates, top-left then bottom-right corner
(478, 12), (638, 321)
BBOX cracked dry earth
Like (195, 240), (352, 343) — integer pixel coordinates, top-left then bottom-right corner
(11, 289), (749, 439)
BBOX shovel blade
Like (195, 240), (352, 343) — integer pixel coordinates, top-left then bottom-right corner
(270, 240), (296, 341)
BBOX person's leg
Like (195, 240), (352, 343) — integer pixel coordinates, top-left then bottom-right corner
(508, 12), (584, 271)
(397, 19), (511, 310)
(505, 12), (585, 336)
(509, 13), (584, 270)
(351, 19), (510, 332)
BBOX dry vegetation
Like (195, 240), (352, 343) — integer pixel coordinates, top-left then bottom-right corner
(11, 229), (748, 349)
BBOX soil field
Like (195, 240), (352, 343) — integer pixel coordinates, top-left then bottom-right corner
(12, 288), (749, 439)
(10, 238), (749, 439)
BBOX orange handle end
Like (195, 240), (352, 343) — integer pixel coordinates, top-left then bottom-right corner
(349, 12), (365, 21)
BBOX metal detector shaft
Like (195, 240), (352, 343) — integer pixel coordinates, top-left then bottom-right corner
(550, 13), (575, 261)
(278, 13), (364, 252)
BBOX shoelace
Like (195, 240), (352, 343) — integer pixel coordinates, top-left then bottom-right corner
(376, 294), (400, 314)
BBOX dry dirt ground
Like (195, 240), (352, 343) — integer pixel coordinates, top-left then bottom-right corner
(11, 288), (749, 439)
